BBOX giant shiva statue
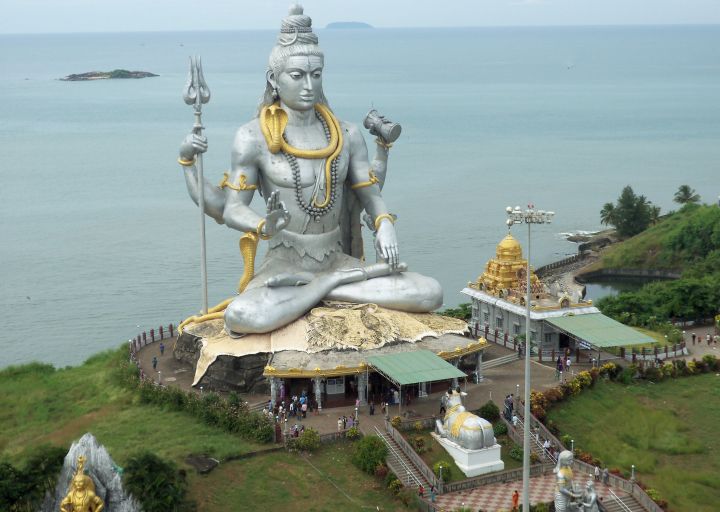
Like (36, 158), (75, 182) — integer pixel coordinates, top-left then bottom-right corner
(178, 4), (442, 336)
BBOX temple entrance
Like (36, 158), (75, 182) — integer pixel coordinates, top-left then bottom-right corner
(559, 332), (571, 350)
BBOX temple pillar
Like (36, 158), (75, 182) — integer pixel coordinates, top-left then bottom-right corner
(313, 377), (323, 411)
(419, 381), (428, 398)
(269, 377), (278, 407)
(357, 372), (368, 406)
(476, 350), (484, 383)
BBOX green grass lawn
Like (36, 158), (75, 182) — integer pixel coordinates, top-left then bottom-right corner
(0, 348), (404, 510)
(0, 350), (265, 466)
(402, 429), (521, 482)
(188, 443), (402, 511)
(547, 375), (720, 512)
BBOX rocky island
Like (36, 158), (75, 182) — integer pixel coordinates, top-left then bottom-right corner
(60, 69), (158, 81)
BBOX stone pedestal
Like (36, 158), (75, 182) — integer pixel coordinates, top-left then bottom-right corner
(431, 433), (504, 477)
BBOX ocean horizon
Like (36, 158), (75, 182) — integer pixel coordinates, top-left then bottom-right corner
(1, 25), (718, 367)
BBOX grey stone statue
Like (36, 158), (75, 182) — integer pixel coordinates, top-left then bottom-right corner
(178, 3), (442, 336)
(435, 388), (495, 450)
(42, 433), (140, 512)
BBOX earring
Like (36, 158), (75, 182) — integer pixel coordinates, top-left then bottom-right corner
(272, 87), (279, 100)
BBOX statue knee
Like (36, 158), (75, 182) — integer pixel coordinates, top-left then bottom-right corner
(414, 275), (443, 311)
(224, 299), (271, 334)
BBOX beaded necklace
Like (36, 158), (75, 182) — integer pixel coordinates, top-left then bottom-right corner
(283, 110), (338, 221)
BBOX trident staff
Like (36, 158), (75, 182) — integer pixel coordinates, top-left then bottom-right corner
(182, 56), (211, 314)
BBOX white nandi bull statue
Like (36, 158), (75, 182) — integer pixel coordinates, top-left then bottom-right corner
(435, 387), (495, 450)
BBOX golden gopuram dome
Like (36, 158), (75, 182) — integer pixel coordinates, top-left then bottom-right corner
(472, 233), (542, 298)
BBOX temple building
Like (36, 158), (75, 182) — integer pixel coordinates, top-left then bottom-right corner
(462, 233), (611, 355)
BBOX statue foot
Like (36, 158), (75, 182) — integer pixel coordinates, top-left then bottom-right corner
(265, 271), (315, 288)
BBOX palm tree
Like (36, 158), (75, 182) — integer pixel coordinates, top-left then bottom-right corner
(674, 185), (700, 205)
(599, 202), (616, 226)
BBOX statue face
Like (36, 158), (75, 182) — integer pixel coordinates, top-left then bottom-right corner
(275, 55), (323, 111)
(72, 475), (86, 491)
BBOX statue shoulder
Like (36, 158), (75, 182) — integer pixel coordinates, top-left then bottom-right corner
(340, 120), (364, 145)
(231, 119), (265, 162)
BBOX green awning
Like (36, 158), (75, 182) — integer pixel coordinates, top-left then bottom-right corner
(367, 350), (466, 386)
(546, 313), (656, 348)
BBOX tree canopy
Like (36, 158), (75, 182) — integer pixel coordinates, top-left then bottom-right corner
(673, 184), (700, 205)
(599, 186), (657, 238)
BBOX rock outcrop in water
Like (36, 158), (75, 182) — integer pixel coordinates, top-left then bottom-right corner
(42, 432), (141, 512)
(60, 70), (158, 81)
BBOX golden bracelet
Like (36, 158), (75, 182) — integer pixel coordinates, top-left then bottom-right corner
(350, 170), (380, 190)
(256, 219), (271, 240)
(178, 156), (196, 167)
(375, 138), (393, 150)
(374, 213), (395, 231)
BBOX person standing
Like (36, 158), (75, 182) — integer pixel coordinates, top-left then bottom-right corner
(152, 356), (158, 370)
(594, 465), (600, 482)
(337, 417), (343, 432)
(159, 342), (165, 356)
(512, 489), (520, 511)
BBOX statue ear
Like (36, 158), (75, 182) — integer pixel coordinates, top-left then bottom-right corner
(266, 69), (277, 90)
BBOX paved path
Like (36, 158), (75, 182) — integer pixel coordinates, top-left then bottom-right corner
(431, 473), (626, 511)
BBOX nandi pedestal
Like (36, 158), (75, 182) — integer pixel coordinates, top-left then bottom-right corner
(431, 433), (504, 477)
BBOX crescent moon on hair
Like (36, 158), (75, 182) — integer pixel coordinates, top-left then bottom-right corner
(279, 27), (299, 46)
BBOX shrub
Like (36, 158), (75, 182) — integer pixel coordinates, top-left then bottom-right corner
(345, 426), (361, 440)
(686, 360), (697, 375)
(413, 420), (424, 433)
(387, 477), (403, 494)
(477, 401), (500, 423)
(397, 487), (416, 506)
(618, 367), (635, 384)
(374, 464), (389, 479)
(530, 452), (539, 464)
(661, 362), (676, 378)
(390, 416), (402, 429)
(493, 421), (508, 436)
(296, 428), (321, 452)
(702, 354), (718, 371)
(0, 444), (66, 512)
(433, 460), (452, 481)
(543, 387), (563, 404)
(123, 452), (194, 512)
(411, 435), (426, 453)
(509, 445), (523, 461)
(352, 435), (388, 474)
(560, 434), (572, 448)
(575, 371), (592, 389)
(642, 366), (663, 382)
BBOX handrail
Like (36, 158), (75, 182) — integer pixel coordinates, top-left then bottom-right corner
(374, 426), (423, 488)
(511, 416), (557, 464)
(607, 489), (633, 512)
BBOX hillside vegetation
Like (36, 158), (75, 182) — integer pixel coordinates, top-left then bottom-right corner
(0, 349), (399, 511)
(596, 203), (720, 271)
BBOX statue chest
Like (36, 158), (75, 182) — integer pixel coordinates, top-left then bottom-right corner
(260, 143), (349, 189)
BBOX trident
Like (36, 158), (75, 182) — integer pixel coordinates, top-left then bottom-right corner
(183, 56), (211, 314)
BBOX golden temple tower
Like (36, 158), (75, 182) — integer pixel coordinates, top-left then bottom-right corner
(472, 233), (542, 298)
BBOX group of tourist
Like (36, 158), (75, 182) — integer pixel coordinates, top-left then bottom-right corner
(555, 355), (572, 380)
(503, 393), (515, 422)
(336, 414), (357, 431)
(689, 332), (719, 345)
(266, 392), (317, 425)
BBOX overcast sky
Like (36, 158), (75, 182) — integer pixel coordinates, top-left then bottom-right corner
(1, 0), (719, 34)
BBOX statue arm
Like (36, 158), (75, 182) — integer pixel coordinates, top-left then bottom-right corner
(346, 124), (391, 219)
(179, 135), (227, 224)
(221, 128), (265, 233)
(370, 140), (389, 189)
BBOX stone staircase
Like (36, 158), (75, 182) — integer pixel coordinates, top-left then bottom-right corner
(482, 352), (519, 370)
(509, 418), (555, 463)
(374, 426), (429, 489)
(601, 491), (646, 512)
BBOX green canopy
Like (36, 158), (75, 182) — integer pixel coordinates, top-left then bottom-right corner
(367, 350), (466, 386)
(546, 313), (656, 348)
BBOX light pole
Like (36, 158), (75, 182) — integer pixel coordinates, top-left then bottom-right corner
(506, 204), (554, 512)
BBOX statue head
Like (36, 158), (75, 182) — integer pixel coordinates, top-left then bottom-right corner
(261, 4), (329, 112)
(554, 449), (574, 473)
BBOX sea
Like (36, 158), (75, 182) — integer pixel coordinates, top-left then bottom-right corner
(1, 26), (719, 367)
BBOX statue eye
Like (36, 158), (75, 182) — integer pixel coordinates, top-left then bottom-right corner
(288, 72), (302, 80)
